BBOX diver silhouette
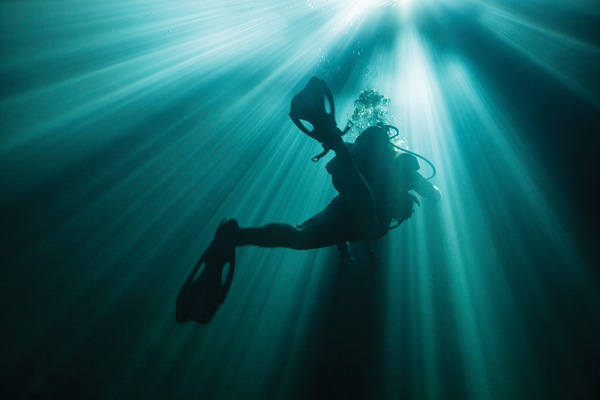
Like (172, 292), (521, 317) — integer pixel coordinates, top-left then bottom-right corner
(176, 77), (441, 324)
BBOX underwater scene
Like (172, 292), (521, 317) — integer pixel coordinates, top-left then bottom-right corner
(1, 0), (599, 399)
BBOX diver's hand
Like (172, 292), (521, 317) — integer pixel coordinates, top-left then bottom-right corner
(414, 172), (442, 203)
(427, 185), (442, 203)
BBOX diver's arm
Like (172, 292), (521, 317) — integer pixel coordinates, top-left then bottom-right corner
(325, 142), (353, 174)
(413, 172), (441, 203)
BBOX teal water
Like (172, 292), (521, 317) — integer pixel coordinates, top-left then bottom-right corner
(1, 1), (599, 399)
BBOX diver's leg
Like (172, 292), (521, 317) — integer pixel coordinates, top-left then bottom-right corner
(336, 241), (350, 258)
(236, 223), (316, 250)
(326, 135), (380, 240)
(337, 241), (357, 268)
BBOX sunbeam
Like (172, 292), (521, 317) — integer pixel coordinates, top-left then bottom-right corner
(1, 1), (599, 399)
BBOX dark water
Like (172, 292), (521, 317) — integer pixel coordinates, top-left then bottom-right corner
(1, 1), (599, 399)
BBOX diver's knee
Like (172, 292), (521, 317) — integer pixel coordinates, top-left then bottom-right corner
(291, 225), (316, 250)
(263, 223), (315, 250)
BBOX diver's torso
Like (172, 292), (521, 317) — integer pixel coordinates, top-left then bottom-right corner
(328, 128), (420, 236)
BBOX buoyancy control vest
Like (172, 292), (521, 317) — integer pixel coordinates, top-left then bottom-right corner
(325, 126), (421, 233)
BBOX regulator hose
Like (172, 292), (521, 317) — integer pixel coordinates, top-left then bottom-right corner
(378, 123), (437, 180)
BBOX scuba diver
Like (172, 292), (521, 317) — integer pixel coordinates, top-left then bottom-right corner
(176, 77), (441, 324)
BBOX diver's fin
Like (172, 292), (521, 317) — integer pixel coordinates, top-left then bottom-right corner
(175, 219), (238, 324)
(289, 77), (342, 147)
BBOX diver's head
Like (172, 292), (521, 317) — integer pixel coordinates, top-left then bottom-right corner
(359, 125), (391, 143)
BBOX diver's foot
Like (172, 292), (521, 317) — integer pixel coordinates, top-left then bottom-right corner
(204, 219), (239, 268)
